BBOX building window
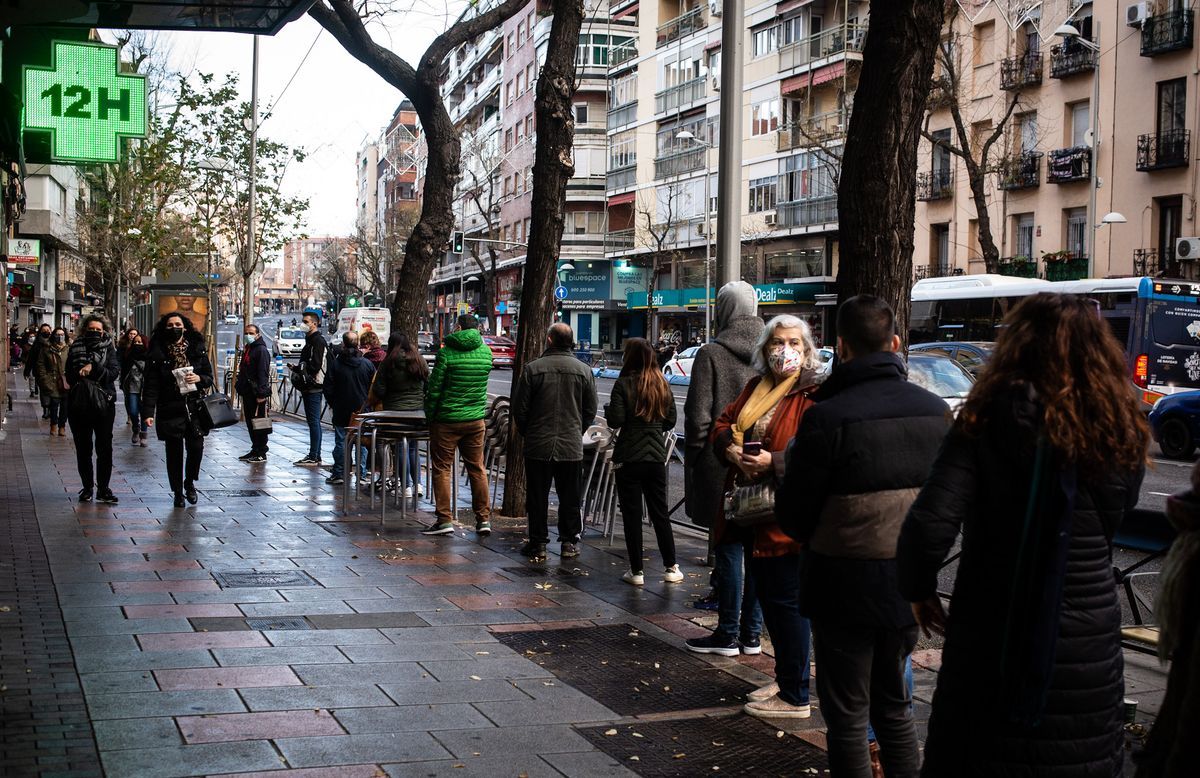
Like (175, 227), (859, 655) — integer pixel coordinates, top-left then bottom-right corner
(525, 115), (534, 137)
(570, 211), (606, 234)
(752, 24), (779, 57)
(779, 151), (835, 202)
(751, 98), (780, 136)
(516, 71), (524, 96)
(1066, 207), (1087, 257)
(610, 71), (637, 108)
(1070, 101), (1090, 147)
(507, 33), (515, 57)
(656, 113), (707, 155)
(1015, 213), (1035, 257)
(574, 103), (589, 124)
(610, 129), (636, 169)
(505, 128), (513, 152)
(517, 20), (525, 47)
(505, 81), (513, 105)
(972, 20), (994, 67)
(748, 177), (777, 212)
(1158, 77), (1186, 133)
(516, 121), (524, 143)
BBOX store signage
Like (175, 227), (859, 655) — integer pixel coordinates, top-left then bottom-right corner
(628, 283), (822, 309)
(6, 238), (41, 266)
(561, 262), (611, 310)
(23, 41), (148, 163)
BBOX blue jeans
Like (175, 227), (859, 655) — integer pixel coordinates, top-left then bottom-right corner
(714, 538), (764, 642)
(47, 396), (68, 426)
(750, 553), (812, 706)
(302, 392), (323, 459)
(331, 426), (367, 480)
(125, 391), (148, 432)
(867, 656), (914, 742)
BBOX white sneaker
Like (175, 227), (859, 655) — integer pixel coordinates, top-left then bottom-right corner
(747, 681), (780, 702)
(663, 564), (684, 583)
(403, 487), (413, 497)
(622, 570), (644, 586)
(417, 484), (426, 496)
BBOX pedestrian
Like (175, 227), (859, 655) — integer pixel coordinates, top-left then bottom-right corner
(421, 314), (493, 536)
(777, 296), (948, 769)
(606, 337), (679, 584)
(322, 331), (377, 486)
(898, 293), (1148, 777)
(35, 326), (70, 436)
(64, 315), (120, 504)
(371, 333), (429, 496)
(683, 281), (765, 642)
(512, 323), (598, 562)
(141, 313), (214, 508)
(290, 311), (327, 467)
(118, 328), (149, 446)
(24, 323), (51, 410)
(359, 329), (386, 367)
(235, 323), (272, 463)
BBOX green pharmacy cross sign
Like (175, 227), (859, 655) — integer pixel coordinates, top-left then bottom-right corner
(23, 41), (148, 163)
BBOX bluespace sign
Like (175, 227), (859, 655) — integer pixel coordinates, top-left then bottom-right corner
(561, 262), (611, 310)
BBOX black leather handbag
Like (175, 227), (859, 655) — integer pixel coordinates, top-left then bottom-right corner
(196, 391), (239, 433)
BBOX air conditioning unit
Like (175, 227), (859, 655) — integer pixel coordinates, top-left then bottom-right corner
(1176, 237), (1200, 260)
(711, 75), (721, 92)
(764, 213), (777, 226)
(1126, 2), (1149, 27)
(709, 0), (721, 16)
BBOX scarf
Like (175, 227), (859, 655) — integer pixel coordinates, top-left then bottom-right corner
(168, 337), (190, 369)
(731, 371), (800, 447)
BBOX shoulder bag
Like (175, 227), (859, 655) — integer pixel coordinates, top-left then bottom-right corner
(196, 390), (239, 433)
(724, 481), (778, 527)
(248, 396), (273, 433)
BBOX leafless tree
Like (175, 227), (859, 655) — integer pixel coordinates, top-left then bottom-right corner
(634, 184), (690, 342)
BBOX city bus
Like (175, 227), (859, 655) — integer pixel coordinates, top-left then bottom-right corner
(911, 274), (1200, 408)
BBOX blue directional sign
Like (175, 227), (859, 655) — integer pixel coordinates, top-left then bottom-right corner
(554, 285), (569, 301)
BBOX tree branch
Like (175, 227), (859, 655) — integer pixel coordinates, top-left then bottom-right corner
(421, 0), (531, 74)
(309, 0), (419, 95)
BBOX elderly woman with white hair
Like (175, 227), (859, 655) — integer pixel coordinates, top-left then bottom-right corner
(705, 314), (824, 719)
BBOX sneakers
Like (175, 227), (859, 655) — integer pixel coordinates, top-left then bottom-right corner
(78, 487), (93, 503)
(560, 542), (579, 558)
(293, 456), (321, 467)
(421, 522), (455, 536)
(747, 681), (780, 702)
(740, 636), (763, 655)
(476, 521), (491, 536)
(96, 490), (119, 505)
(622, 570), (645, 586)
(684, 633), (740, 657)
(325, 475), (345, 485)
(743, 694), (811, 719)
(663, 564), (684, 583)
(403, 486), (413, 497)
(519, 541), (547, 562)
(238, 451), (256, 461)
(693, 591), (720, 611)
(245, 454), (267, 463)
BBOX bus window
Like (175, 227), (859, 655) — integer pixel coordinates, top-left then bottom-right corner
(1104, 316), (1132, 351)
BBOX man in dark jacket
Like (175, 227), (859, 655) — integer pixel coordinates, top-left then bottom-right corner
(235, 324), (272, 463)
(778, 295), (949, 775)
(511, 323), (598, 562)
(322, 331), (375, 486)
(291, 311), (327, 466)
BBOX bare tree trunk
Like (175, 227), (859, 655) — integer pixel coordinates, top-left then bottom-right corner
(968, 165), (1000, 272)
(501, 0), (584, 518)
(645, 258), (658, 343)
(836, 0), (945, 341)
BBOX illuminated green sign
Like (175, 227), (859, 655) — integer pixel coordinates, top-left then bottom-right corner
(23, 41), (147, 163)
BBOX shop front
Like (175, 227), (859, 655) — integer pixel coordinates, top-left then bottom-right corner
(557, 260), (648, 353)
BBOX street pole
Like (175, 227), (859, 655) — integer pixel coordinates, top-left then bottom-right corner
(204, 173), (216, 369)
(245, 35), (260, 324)
(1087, 20), (1101, 279)
(703, 151), (712, 342)
(716, 0), (745, 285)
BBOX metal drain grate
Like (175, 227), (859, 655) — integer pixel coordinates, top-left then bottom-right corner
(494, 624), (754, 715)
(244, 617), (312, 631)
(212, 571), (319, 588)
(578, 715), (828, 776)
(203, 488), (267, 498)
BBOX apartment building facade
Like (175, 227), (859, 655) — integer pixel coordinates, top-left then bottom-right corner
(914, 0), (1200, 284)
(355, 141), (381, 241)
(378, 100), (421, 236)
(282, 236), (334, 309)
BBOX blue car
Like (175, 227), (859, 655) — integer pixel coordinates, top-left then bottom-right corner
(1148, 390), (1200, 459)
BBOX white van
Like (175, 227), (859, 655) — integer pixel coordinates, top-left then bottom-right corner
(334, 307), (391, 344)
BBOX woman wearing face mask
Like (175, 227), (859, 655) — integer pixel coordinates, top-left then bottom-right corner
(65, 315), (121, 503)
(35, 327), (70, 436)
(141, 313), (214, 507)
(119, 329), (150, 446)
(706, 315), (824, 720)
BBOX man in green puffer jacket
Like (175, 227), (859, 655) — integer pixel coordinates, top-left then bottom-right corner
(422, 314), (495, 536)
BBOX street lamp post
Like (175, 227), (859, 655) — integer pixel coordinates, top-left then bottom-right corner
(1054, 22), (1102, 277)
(675, 130), (713, 342)
(198, 157), (236, 368)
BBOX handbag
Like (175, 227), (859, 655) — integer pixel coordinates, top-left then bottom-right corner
(68, 379), (113, 415)
(248, 398), (273, 433)
(724, 480), (778, 527)
(196, 391), (239, 433)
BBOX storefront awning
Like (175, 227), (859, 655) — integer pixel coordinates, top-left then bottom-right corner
(608, 192), (636, 207)
(781, 61), (846, 94)
(613, 2), (638, 19)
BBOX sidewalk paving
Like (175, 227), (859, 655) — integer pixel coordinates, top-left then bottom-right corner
(0, 381), (1169, 777)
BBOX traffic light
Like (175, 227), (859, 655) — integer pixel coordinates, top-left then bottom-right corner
(346, 293), (360, 308)
(451, 231), (465, 255)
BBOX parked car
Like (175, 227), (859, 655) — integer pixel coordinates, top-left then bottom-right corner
(816, 347), (835, 377)
(223, 314), (238, 325)
(275, 327), (307, 357)
(906, 353), (975, 412)
(483, 335), (516, 368)
(418, 332), (439, 367)
(662, 345), (701, 377)
(908, 341), (994, 378)
(1149, 390), (1200, 459)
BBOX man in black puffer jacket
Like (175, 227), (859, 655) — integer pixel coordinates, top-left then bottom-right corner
(322, 331), (376, 486)
(235, 324), (273, 463)
(778, 296), (950, 777)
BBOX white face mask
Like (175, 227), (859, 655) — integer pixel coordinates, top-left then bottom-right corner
(767, 345), (803, 376)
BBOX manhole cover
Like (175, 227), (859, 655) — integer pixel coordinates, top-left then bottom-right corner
(203, 489), (267, 498)
(578, 715), (827, 776)
(212, 571), (319, 588)
(245, 617), (312, 631)
(494, 624), (754, 715)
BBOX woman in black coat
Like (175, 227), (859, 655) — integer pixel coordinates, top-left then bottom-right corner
(141, 313), (213, 507)
(65, 314), (121, 504)
(898, 293), (1148, 777)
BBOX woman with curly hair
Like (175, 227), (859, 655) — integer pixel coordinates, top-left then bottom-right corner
(898, 293), (1149, 777)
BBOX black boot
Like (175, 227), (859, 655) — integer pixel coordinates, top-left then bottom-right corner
(173, 492), (186, 508)
(184, 482), (198, 505)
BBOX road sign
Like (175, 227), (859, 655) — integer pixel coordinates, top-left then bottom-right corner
(6, 238), (41, 266)
(23, 41), (148, 163)
(554, 286), (568, 301)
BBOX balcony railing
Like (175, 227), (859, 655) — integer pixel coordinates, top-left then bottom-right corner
(656, 6), (705, 48)
(609, 39), (638, 70)
(1044, 255), (1089, 281)
(655, 77), (706, 114)
(1142, 9), (1194, 56)
(914, 265), (965, 280)
(1049, 42), (1096, 78)
(607, 101), (637, 129)
(605, 228), (636, 253)
(1137, 128), (1191, 171)
(916, 169), (953, 201)
(776, 110), (850, 152)
(1134, 247), (1182, 277)
(997, 257), (1038, 278)
(778, 22), (868, 72)
(654, 146), (705, 179)
(997, 151), (1042, 190)
(1000, 53), (1042, 90)
(606, 163), (637, 192)
(777, 196), (838, 228)
(1047, 146), (1091, 183)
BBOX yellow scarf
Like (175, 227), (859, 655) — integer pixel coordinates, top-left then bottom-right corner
(732, 372), (800, 446)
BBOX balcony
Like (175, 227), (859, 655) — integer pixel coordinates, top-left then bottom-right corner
(605, 228), (636, 254)
(1137, 129), (1191, 171)
(609, 39), (637, 71)
(916, 170), (953, 201)
(1134, 248), (1182, 277)
(606, 163), (637, 192)
(655, 77), (706, 114)
(1141, 9), (1194, 56)
(1000, 53), (1042, 91)
(914, 265), (965, 280)
(997, 151), (1042, 190)
(777, 196), (838, 229)
(778, 22), (868, 73)
(997, 257), (1038, 278)
(656, 6), (705, 48)
(1043, 255), (1089, 281)
(1047, 146), (1091, 183)
(1049, 42), (1096, 78)
(607, 101), (637, 130)
(654, 146), (705, 179)
(776, 110), (849, 152)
